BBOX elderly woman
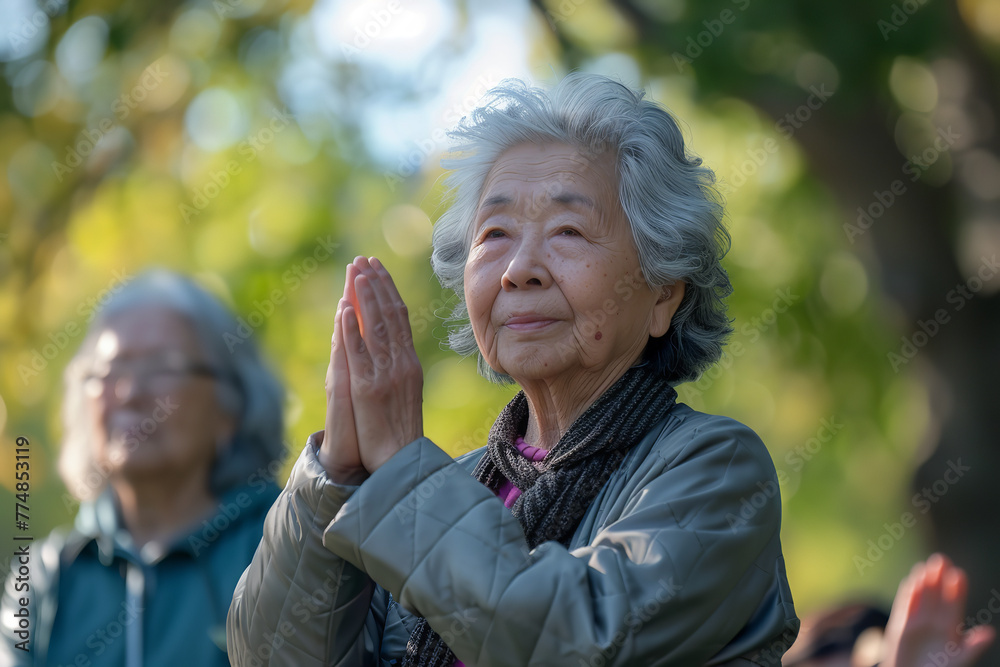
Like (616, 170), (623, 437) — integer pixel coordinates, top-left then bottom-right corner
(1, 270), (285, 666)
(229, 73), (798, 665)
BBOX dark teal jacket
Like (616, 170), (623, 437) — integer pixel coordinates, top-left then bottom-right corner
(2, 480), (279, 666)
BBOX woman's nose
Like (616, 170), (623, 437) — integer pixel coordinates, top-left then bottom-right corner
(501, 238), (553, 290)
(86, 372), (144, 405)
(110, 375), (143, 403)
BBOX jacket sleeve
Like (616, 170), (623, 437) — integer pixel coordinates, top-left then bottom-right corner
(322, 416), (793, 666)
(227, 434), (379, 667)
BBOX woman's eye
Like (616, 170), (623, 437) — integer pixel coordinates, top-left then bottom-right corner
(485, 229), (506, 239)
(558, 228), (579, 236)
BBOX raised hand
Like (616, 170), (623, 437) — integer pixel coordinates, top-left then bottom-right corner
(318, 276), (368, 485)
(341, 256), (424, 474)
(880, 553), (995, 667)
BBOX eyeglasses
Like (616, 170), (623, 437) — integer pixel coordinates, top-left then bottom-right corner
(82, 354), (221, 399)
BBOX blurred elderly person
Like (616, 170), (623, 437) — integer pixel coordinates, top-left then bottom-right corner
(229, 73), (798, 665)
(1, 270), (285, 666)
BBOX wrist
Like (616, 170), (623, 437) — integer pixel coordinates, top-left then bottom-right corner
(327, 465), (369, 486)
(319, 449), (368, 485)
(314, 433), (369, 485)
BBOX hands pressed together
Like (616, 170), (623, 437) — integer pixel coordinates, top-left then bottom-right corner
(318, 256), (424, 485)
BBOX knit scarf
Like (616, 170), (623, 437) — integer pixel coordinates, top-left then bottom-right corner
(403, 364), (678, 667)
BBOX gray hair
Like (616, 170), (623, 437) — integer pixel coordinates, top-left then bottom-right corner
(59, 269), (286, 501)
(430, 72), (733, 385)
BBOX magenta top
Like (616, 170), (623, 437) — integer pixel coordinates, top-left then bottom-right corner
(454, 436), (548, 667)
(494, 437), (549, 508)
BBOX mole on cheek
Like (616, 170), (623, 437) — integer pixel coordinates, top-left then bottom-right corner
(595, 331), (602, 341)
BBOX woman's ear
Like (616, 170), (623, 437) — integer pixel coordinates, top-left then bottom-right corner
(649, 281), (685, 338)
(214, 412), (238, 456)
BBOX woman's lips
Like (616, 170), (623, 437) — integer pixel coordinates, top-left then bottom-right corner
(504, 315), (558, 331)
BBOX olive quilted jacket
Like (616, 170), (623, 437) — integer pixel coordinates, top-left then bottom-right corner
(228, 403), (798, 666)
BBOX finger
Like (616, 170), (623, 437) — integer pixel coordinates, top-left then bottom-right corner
(367, 260), (401, 337)
(324, 310), (344, 404)
(354, 273), (392, 374)
(370, 256), (408, 330)
(366, 257), (401, 323)
(365, 260), (409, 367)
(333, 301), (353, 398)
(927, 553), (947, 580)
(345, 261), (363, 335)
(352, 256), (387, 343)
(943, 564), (968, 610)
(923, 554), (947, 612)
(327, 303), (353, 416)
(320, 303), (364, 480)
(370, 256), (417, 354)
(930, 565), (965, 638)
(891, 563), (921, 620)
(960, 625), (996, 665)
(342, 304), (375, 386)
(326, 297), (348, 386)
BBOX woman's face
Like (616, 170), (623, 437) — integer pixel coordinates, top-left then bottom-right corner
(83, 305), (234, 489)
(464, 142), (681, 387)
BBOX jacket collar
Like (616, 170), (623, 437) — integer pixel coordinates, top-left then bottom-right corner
(67, 481), (280, 566)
